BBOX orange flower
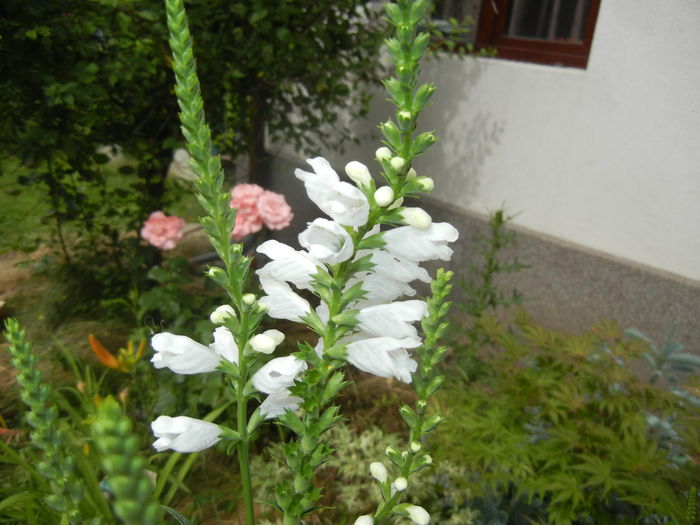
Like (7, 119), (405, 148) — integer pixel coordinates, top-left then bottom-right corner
(89, 335), (146, 373)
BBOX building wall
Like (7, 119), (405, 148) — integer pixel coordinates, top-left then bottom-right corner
(277, 0), (700, 282)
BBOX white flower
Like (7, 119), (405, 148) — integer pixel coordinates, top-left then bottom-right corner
(345, 336), (420, 383)
(151, 416), (221, 452)
(252, 355), (308, 394)
(345, 161), (372, 188)
(410, 441), (421, 452)
(356, 300), (427, 339)
(393, 477), (408, 491)
(259, 390), (303, 419)
(295, 157), (369, 227)
(298, 218), (354, 264)
(370, 461), (388, 483)
(346, 272), (416, 306)
(151, 329), (237, 374)
(250, 329), (284, 354)
(209, 326), (239, 364)
(407, 505), (430, 525)
(361, 249), (431, 284)
(210, 304), (236, 325)
(256, 240), (322, 290)
(258, 276), (311, 322)
(375, 147), (392, 160)
(382, 222), (459, 262)
(354, 516), (374, 525)
(242, 293), (257, 305)
(390, 156), (406, 170)
(416, 177), (434, 192)
(374, 186), (395, 207)
(399, 207), (432, 229)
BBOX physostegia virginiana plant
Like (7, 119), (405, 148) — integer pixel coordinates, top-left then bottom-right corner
(152, 0), (458, 523)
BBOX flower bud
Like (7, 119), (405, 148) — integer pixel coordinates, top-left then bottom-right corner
(264, 329), (285, 346)
(207, 267), (224, 279)
(407, 167), (417, 178)
(398, 110), (412, 120)
(406, 505), (430, 525)
(354, 516), (374, 525)
(416, 177), (434, 192)
(394, 477), (408, 491)
(369, 461), (388, 483)
(424, 454), (433, 465)
(388, 196), (404, 210)
(242, 293), (257, 305)
(410, 441), (421, 452)
(374, 186), (395, 207)
(250, 334), (276, 354)
(375, 147), (392, 160)
(390, 156), (406, 170)
(210, 304), (236, 324)
(345, 161), (372, 188)
(400, 207), (432, 230)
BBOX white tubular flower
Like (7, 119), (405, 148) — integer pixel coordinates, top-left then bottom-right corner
(260, 390), (303, 419)
(209, 326), (239, 364)
(250, 334), (276, 354)
(151, 416), (221, 453)
(354, 516), (374, 525)
(256, 240), (322, 290)
(399, 207), (432, 230)
(252, 355), (308, 394)
(407, 505), (431, 525)
(210, 304), (236, 325)
(416, 177), (434, 192)
(374, 186), (395, 207)
(346, 273), (416, 306)
(363, 249), (431, 283)
(345, 336), (420, 383)
(258, 276), (311, 322)
(242, 293), (257, 305)
(382, 222), (459, 263)
(295, 157), (369, 227)
(375, 147), (392, 160)
(345, 161), (372, 188)
(151, 330), (233, 374)
(298, 218), (354, 264)
(356, 300), (427, 339)
(369, 461), (388, 483)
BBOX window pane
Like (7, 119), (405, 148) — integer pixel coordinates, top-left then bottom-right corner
(432, 0), (482, 22)
(505, 0), (590, 44)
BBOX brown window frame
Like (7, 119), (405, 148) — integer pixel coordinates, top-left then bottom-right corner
(475, 0), (601, 68)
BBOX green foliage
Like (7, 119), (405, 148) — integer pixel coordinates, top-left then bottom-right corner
(91, 397), (163, 524)
(436, 313), (700, 523)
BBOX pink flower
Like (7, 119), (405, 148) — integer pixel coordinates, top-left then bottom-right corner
(140, 211), (185, 250)
(232, 207), (264, 240)
(228, 183), (293, 239)
(258, 190), (293, 230)
(230, 184), (264, 209)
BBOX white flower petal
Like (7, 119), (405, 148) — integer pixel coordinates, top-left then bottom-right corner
(363, 249), (431, 283)
(382, 222), (459, 262)
(345, 336), (420, 383)
(252, 355), (308, 394)
(260, 390), (303, 419)
(256, 240), (322, 290)
(151, 416), (221, 453)
(356, 300), (427, 339)
(151, 332), (221, 374)
(346, 273), (416, 306)
(258, 277), (311, 322)
(209, 327), (238, 364)
(299, 218), (354, 264)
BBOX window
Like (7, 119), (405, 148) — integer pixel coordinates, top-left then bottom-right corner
(433, 0), (601, 68)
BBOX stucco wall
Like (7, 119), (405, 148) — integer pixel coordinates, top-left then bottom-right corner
(279, 0), (700, 282)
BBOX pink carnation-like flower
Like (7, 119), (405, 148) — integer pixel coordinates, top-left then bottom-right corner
(230, 184), (265, 209)
(258, 190), (293, 230)
(228, 183), (293, 239)
(232, 207), (264, 240)
(140, 211), (185, 250)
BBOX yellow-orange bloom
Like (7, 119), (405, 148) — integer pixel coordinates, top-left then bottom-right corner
(89, 335), (146, 373)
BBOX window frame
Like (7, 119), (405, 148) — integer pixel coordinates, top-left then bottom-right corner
(474, 0), (601, 68)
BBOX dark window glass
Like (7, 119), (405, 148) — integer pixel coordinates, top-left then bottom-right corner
(505, 0), (591, 44)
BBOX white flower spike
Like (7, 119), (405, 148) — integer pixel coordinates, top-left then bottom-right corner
(151, 416), (221, 453)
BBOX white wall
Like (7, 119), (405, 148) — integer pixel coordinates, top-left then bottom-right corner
(280, 0), (700, 281)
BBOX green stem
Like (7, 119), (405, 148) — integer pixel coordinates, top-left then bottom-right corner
(237, 394), (254, 525)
